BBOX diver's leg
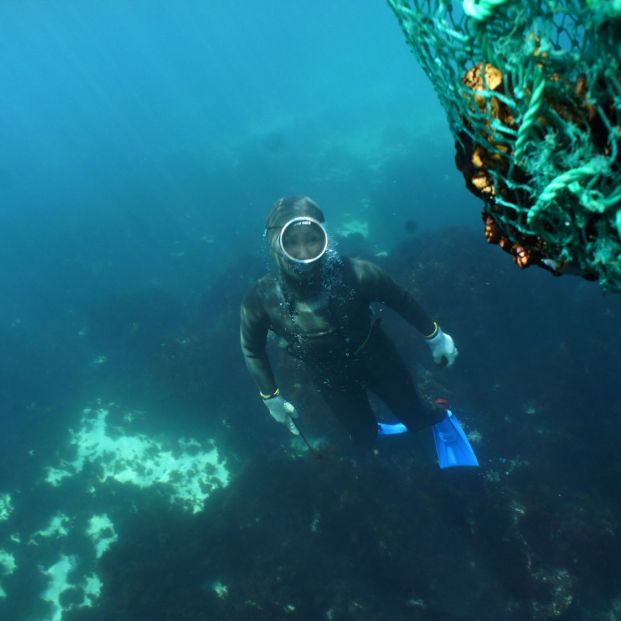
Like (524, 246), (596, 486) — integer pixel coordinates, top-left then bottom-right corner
(313, 377), (378, 449)
(365, 333), (443, 432)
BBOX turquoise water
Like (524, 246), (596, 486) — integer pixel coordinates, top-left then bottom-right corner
(1, 3), (620, 620)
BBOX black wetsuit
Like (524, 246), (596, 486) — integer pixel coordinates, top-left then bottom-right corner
(240, 255), (442, 447)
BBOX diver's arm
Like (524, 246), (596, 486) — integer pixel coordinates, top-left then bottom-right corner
(240, 286), (300, 435)
(351, 258), (436, 336)
(240, 288), (278, 397)
(351, 258), (458, 365)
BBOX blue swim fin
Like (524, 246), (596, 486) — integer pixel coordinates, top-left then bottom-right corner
(377, 421), (408, 436)
(432, 410), (479, 468)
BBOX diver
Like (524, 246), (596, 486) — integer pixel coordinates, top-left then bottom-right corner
(240, 196), (478, 467)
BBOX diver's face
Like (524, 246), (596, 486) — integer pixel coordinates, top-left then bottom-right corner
(279, 218), (328, 265)
(282, 224), (324, 261)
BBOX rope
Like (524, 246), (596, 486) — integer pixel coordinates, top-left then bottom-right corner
(527, 160), (607, 227)
(513, 69), (546, 163)
(587, 0), (621, 18)
(463, 0), (511, 22)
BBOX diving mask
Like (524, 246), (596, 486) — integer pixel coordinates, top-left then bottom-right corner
(279, 217), (328, 265)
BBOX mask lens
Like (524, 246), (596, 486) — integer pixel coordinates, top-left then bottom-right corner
(279, 218), (328, 263)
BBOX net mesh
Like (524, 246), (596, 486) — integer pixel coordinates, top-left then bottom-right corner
(388, 0), (621, 291)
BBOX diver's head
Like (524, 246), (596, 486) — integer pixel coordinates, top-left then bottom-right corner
(265, 196), (328, 279)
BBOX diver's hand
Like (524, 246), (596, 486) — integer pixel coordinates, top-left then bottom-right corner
(263, 395), (300, 435)
(426, 328), (459, 367)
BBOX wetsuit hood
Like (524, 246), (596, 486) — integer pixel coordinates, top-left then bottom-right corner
(265, 196), (326, 282)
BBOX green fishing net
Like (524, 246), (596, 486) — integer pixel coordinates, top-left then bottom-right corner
(388, 0), (621, 291)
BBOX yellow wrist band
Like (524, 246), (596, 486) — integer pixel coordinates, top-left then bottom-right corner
(260, 387), (280, 400)
(424, 321), (440, 340)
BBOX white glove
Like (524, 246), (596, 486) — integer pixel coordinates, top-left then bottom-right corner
(263, 395), (300, 435)
(426, 327), (459, 367)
